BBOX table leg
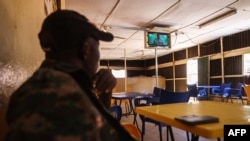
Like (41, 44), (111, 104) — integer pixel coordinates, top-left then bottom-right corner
(130, 99), (143, 134)
(191, 134), (199, 141)
(121, 98), (133, 116)
(166, 126), (175, 141)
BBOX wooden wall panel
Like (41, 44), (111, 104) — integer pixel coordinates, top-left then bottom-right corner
(158, 53), (173, 64)
(174, 50), (186, 61)
(127, 60), (145, 67)
(158, 66), (173, 78)
(210, 78), (222, 85)
(188, 46), (198, 58)
(223, 29), (250, 51)
(175, 64), (186, 78)
(175, 80), (187, 92)
(145, 58), (155, 66)
(165, 80), (174, 91)
(200, 39), (220, 56)
(146, 69), (156, 77)
(224, 55), (242, 75)
(127, 70), (146, 77)
(225, 77), (244, 87)
(210, 59), (222, 76)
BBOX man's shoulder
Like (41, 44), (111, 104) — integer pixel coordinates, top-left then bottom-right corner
(22, 68), (79, 91)
(15, 68), (86, 98)
(7, 67), (96, 123)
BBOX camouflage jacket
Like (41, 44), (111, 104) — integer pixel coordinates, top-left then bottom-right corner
(6, 59), (135, 141)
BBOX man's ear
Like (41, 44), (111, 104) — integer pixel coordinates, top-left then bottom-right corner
(80, 41), (91, 61)
(38, 31), (57, 52)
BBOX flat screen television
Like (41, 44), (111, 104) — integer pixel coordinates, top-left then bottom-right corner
(144, 31), (171, 49)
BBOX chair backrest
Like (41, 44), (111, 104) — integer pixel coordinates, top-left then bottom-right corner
(243, 85), (250, 101)
(134, 98), (140, 107)
(228, 82), (243, 96)
(153, 87), (162, 97)
(220, 83), (232, 92)
(187, 83), (198, 97)
(235, 82), (243, 94)
(110, 105), (122, 122)
(236, 82), (243, 89)
(159, 89), (191, 104)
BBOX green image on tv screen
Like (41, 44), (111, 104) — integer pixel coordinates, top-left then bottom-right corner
(147, 32), (169, 47)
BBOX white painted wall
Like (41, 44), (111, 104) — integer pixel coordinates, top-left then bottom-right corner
(0, 0), (45, 104)
(115, 76), (165, 93)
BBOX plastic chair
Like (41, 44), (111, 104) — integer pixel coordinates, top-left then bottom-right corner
(110, 105), (122, 122)
(112, 98), (130, 116)
(187, 83), (198, 101)
(160, 90), (191, 141)
(159, 89), (191, 104)
(110, 106), (141, 141)
(131, 87), (162, 125)
(187, 84), (210, 100)
(153, 87), (162, 97)
(134, 98), (162, 141)
(134, 87), (167, 141)
(226, 82), (244, 104)
(148, 87), (163, 104)
(243, 85), (250, 105)
(135, 89), (191, 141)
(121, 123), (141, 141)
(210, 83), (231, 101)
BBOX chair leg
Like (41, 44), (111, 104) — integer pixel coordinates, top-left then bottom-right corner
(241, 98), (244, 104)
(169, 126), (175, 141)
(186, 132), (190, 141)
(166, 126), (169, 141)
(191, 134), (199, 141)
(125, 102), (130, 116)
(230, 97), (233, 103)
(166, 126), (175, 141)
(220, 95), (223, 102)
(141, 121), (145, 141)
(158, 125), (162, 141)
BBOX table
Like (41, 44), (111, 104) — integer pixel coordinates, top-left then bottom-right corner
(112, 92), (153, 116)
(135, 101), (250, 141)
(112, 92), (153, 99)
(112, 92), (153, 130)
(197, 85), (220, 89)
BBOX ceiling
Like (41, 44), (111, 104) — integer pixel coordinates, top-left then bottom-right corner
(65, 0), (250, 60)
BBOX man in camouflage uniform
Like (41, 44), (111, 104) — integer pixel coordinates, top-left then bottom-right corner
(6, 10), (136, 141)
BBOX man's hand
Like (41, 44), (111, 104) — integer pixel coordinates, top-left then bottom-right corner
(92, 69), (117, 109)
(92, 69), (117, 94)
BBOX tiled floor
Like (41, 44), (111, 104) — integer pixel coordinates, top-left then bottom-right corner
(119, 100), (226, 141)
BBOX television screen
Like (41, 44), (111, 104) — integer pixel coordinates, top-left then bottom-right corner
(145, 31), (171, 49)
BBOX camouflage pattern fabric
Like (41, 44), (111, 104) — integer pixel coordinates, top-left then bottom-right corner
(5, 60), (132, 141)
